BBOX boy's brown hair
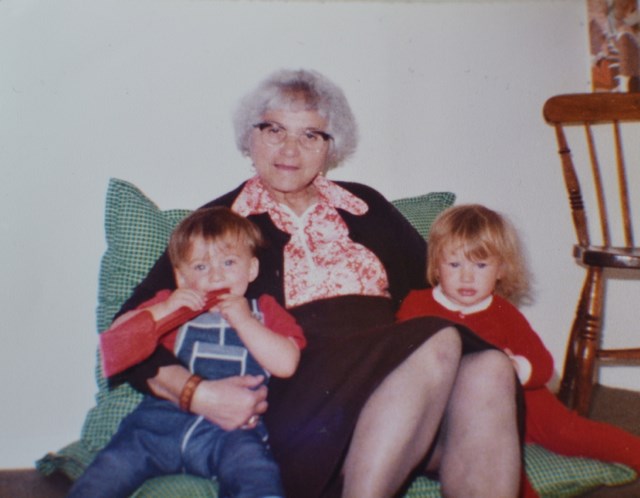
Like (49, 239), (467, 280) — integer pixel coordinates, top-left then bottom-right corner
(168, 207), (264, 267)
(427, 204), (531, 305)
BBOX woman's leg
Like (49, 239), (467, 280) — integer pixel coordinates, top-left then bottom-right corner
(342, 326), (461, 498)
(434, 350), (521, 498)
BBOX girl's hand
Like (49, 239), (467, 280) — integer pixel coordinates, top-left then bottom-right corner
(504, 348), (532, 385)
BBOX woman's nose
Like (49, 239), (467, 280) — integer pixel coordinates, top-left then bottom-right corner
(279, 135), (301, 155)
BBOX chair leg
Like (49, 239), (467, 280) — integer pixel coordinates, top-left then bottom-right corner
(558, 310), (582, 407)
(559, 267), (604, 416)
(558, 267), (594, 406)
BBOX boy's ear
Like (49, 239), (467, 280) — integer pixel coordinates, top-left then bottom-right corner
(249, 257), (259, 283)
(174, 268), (186, 288)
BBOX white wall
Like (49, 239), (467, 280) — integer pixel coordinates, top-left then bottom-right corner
(1, 0), (636, 469)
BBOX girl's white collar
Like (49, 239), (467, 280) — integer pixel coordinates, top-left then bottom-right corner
(432, 284), (493, 315)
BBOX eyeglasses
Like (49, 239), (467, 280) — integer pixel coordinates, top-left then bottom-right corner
(253, 122), (333, 152)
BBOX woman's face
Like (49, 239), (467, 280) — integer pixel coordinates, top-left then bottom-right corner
(249, 108), (330, 203)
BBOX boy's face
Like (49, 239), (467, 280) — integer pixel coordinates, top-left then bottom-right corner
(174, 235), (259, 296)
(436, 244), (503, 308)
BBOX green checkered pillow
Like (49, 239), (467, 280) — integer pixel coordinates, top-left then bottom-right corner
(37, 178), (192, 480)
(403, 445), (637, 498)
(37, 178), (637, 497)
(391, 192), (456, 238)
(132, 475), (218, 497)
(525, 445), (636, 497)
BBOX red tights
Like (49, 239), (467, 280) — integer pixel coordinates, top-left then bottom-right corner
(520, 387), (640, 497)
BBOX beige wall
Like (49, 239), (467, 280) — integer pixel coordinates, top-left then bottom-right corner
(2, 0), (635, 468)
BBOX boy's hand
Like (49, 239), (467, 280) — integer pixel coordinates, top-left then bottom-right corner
(167, 288), (208, 311)
(215, 293), (254, 328)
(150, 288), (206, 321)
(152, 289), (227, 338)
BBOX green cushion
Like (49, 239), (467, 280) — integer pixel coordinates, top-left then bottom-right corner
(37, 178), (637, 497)
(132, 474), (218, 497)
(402, 445), (637, 498)
(391, 191), (456, 238)
(524, 444), (636, 497)
(37, 178), (192, 480)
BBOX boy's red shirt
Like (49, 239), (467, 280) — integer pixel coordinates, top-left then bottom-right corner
(100, 290), (305, 378)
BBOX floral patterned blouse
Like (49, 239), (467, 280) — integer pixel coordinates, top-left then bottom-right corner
(232, 175), (390, 308)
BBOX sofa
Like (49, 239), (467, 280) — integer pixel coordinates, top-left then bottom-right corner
(35, 178), (638, 497)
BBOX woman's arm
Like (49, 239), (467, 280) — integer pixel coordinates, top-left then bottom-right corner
(148, 364), (268, 430)
(335, 181), (428, 306)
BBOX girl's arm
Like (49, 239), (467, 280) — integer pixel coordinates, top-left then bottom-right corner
(500, 305), (554, 389)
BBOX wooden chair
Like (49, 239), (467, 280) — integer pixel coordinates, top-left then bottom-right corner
(543, 92), (640, 416)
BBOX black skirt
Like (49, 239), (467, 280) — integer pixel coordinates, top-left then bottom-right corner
(263, 295), (503, 498)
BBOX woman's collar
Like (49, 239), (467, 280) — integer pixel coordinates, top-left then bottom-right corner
(313, 175), (368, 215)
(232, 174), (368, 217)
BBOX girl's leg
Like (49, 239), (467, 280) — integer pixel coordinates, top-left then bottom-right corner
(342, 326), (462, 498)
(526, 388), (640, 472)
(434, 350), (521, 498)
(521, 472), (541, 498)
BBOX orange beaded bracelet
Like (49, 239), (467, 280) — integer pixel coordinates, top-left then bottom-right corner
(179, 374), (203, 412)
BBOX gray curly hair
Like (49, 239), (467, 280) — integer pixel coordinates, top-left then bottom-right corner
(233, 69), (359, 170)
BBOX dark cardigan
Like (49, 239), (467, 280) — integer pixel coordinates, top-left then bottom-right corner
(114, 180), (428, 391)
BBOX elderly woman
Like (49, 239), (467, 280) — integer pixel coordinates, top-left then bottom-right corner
(115, 69), (522, 498)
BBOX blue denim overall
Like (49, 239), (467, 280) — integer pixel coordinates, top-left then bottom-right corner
(68, 301), (284, 498)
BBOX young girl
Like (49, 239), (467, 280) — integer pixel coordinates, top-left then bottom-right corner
(397, 204), (640, 498)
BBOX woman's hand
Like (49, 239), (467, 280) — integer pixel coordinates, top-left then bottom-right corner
(190, 374), (268, 431)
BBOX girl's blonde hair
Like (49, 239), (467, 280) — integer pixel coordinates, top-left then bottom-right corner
(427, 204), (532, 305)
